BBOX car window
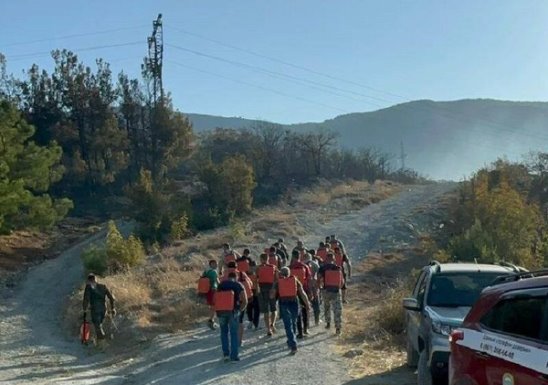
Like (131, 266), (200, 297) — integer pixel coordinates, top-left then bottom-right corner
(413, 270), (427, 297)
(426, 272), (503, 307)
(481, 296), (547, 341)
(415, 271), (428, 306)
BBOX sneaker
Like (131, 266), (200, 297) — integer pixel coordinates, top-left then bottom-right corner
(342, 299), (349, 304)
(303, 330), (310, 336)
(296, 334), (304, 340)
(223, 356), (230, 362)
(267, 331), (273, 337)
(335, 328), (341, 335)
(325, 323), (331, 329)
(246, 322), (253, 330)
(290, 348), (298, 355)
(231, 357), (241, 362)
(207, 320), (216, 330)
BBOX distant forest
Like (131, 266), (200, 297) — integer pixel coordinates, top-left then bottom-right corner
(0, 51), (421, 241)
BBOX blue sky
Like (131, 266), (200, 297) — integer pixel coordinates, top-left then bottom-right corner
(1, 0), (548, 124)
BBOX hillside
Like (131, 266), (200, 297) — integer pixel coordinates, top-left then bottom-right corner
(187, 99), (548, 180)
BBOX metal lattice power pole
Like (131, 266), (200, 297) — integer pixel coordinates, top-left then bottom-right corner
(146, 13), (164, 105)
(400, 140), (407, 170)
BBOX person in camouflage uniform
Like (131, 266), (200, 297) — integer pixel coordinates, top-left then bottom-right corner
(318, 253), (343, 335)
(82, 273), (115, 340)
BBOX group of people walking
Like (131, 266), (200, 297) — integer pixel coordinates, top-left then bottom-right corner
(198, 235), (352, 361)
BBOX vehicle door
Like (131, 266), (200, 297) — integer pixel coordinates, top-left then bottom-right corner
(479, 289), (548, 385)
(407, 269), (428, 351)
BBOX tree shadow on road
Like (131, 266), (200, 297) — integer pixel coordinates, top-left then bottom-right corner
(342, 364), (416, 385)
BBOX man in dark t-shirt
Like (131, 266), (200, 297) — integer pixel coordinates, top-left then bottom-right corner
(217, 272), (247, 362)
(82, 273), (115, 340)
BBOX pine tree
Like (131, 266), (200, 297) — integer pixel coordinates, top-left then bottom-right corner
(0, 101), (72, 233)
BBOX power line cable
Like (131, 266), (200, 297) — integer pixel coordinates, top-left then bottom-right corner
(166, 24), (548, 142)
(166, 59), (349, 113)
(166, 43), (383, 108)
(6, 41), (143, 62)
(1, 25), (148, 48)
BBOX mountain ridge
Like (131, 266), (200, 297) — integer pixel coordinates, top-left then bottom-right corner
(185, 99), (548, 180)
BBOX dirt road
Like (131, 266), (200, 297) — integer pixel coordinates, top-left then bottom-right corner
(0, 183), (455, 385)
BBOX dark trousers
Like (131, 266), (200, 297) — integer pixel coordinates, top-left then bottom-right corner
(297, 297), (308, 336)
(246, 294), (260, 327)
(91, 310), (106, 339)
(279, 300), (298, 350)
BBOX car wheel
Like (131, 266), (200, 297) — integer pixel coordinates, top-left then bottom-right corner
(417, 350), (432, 385)
(406, 337), (419, 368)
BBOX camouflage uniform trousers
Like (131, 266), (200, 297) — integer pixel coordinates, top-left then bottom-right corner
(323, 290), (342, 329)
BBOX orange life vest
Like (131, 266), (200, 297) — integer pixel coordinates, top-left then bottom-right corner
(214, 290), (234, 312)
(316, 247), (327, 261)
(221, 267), (239, 282)
(248, 272), (258, 289)
(236, 258), (250, 273)
(257, 264), (276, 284)
(267, 254), (278, 266)
(224, 253), (236, 265)
(324, 269), (343, 289)
(197, 276), (210, 294)
(278, 276), (298, 298)
(335, 252), (344, 267)
(240, 274), (253, 299)
(290, 266), (307, 285)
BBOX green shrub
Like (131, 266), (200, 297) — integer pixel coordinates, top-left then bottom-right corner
(228, 216), (246, 242)
(169, 214), (189, 242)
(82, 221), (146, 276)
(82, 245), (108, 276)
(106, 221), (146, 271)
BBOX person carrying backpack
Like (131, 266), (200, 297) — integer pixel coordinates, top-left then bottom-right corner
(289, 250), (312, 338)
(215, 272), (248, 362)
(257, 253), (279, 336)
(318, 253), (344, 335)
(219, 243), (241, 274)
(82, 273), (116, 342)
(303, 250), (321, 326)
(333, 246), (352, 304)
(199, 260), (220, 330)
(237, 249), (260, 330)
(224, 261), (254, 347)
(270, 267), (311, 355)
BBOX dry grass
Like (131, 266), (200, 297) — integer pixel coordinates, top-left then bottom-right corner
(338, 252), (418, 378)
(63, 179), (405, 352)
(64, 256), (208, 349)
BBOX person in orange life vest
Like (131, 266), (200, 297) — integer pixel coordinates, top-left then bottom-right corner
(289, 250), (312, 338)
(318, 253), (344, 335)
(256, 253), (279, 336)
(201, 260), (220, 330)
(237, 249), (260, 330)
(315, 242), (329, 264)
(292, 240), (307, 260)
(270, 267), (311, 355)
(219, 243), (241, 274)
(221, 261), (254, 346)
(216, 272), (248, 362)
(267, 246), (282, 269)
(329, 234), (346, 254)
(333, 246), (352, 304)
(303, 250), (322, 326)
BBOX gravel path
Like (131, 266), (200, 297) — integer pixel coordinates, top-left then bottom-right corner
(0, 183), (455, 385)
